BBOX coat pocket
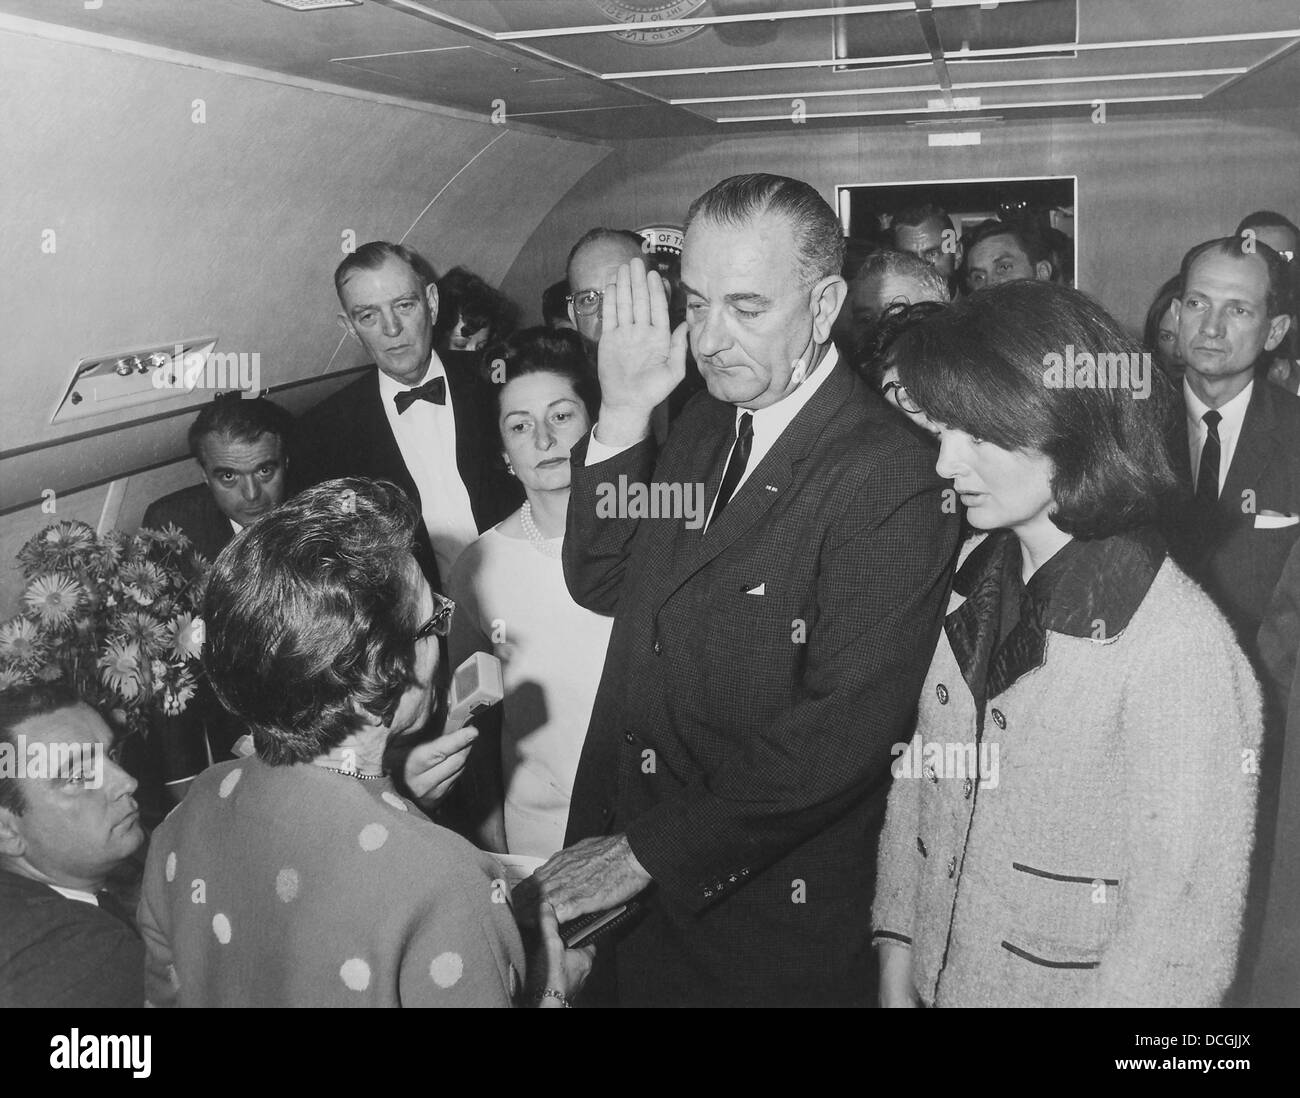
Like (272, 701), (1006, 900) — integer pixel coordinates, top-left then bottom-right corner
(1003, 860), (1121, 959)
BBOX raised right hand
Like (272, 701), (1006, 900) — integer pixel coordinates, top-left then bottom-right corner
(595, 259), (688, 446)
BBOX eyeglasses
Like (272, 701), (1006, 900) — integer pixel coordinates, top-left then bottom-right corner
(565, 289), (604, 317)
(881, 380), (923, 416)
(413, 592), (455, 642)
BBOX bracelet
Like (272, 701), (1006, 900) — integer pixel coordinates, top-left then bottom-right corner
(533, 987), (572, 1008)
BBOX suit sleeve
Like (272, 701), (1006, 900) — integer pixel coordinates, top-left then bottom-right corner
(1257, 537), (1300, 721)
(0, 904), (144, 1009)
(624, 434), (959, 913)
(562, 430), (658, 617)
(1089, 608), (1262, 1006)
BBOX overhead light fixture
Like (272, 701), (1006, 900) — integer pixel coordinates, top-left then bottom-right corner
(263, 0), (362, 11)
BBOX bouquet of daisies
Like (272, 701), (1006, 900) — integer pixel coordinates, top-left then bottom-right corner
(0, 519), (209, 737)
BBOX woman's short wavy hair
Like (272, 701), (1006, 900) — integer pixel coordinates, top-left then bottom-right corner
(201, 478), (422, 765)
(884, 280), (1180, 540)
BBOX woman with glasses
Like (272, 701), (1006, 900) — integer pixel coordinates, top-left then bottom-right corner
(870, 281), (1263, 1007)
(447, 329), (614, 860)
(139, 479), (592, 1006)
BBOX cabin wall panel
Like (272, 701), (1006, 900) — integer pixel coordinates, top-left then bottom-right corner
(501, 109), (1300, 336)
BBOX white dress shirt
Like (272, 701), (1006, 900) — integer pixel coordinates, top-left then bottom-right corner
(50, 884), (100, 907)
(378, 352), (480, 579)
(1185, 378), (1253, 497)
(587, 346), (841, 520)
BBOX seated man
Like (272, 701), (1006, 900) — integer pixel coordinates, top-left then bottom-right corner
(141, 395), (294, 801)
(0, 686), (145, 1007)
(142, 395), (293, 560)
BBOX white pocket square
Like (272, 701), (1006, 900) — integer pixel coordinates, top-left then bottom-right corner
(1254, 511), (1300, 529)
(745, 583), (766, 596)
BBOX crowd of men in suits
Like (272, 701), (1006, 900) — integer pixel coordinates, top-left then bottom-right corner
(4, 172), (1300, 1008)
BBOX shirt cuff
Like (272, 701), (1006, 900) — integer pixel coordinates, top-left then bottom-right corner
(584, 423), (639, 466)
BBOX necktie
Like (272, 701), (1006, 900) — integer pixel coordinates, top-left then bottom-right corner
(709, 412), (754, 528)
(393, 375), (446, 414)
(1195, 409), (1222, 505)
(95, 890), (140, 937)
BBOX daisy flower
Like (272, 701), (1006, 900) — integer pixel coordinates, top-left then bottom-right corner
(18, 520), (94, 574)
(91, 530), (128, 576)
(120, 561), (165, 607)
(166, 613), (205, 660)
(162, 668), (198, 715)
(0, 618), (46, 666)
(115, 611), (167, 657)
(35, 663), (63, 682)
(143, 523), (192, 556)
(23, 573), (84, 627)
(98, 639), (142, 700)
(0, 665), (32, 692)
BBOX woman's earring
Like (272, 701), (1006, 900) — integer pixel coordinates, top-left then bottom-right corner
(505, 460), (515, 475)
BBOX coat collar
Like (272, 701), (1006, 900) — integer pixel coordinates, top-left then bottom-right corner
(946, 525), (1166, 705)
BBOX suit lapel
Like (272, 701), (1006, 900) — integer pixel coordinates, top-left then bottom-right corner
(655, 362), (854, 607)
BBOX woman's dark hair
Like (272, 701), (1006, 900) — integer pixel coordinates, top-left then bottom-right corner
(884, 280), (1179, 540)
(201, 478), (422, 765)
(484, 326), (599, 427)
(855, 299), (951, 389)
(434, 266), (517, 344)
(1143, 274), (1183, 367)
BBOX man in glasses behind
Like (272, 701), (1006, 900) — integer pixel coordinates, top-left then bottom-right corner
(138, 479), (592, 1006)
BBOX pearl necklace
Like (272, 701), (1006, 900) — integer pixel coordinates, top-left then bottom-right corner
(520, 502), (563, 559)
(317, 765), (385, 781)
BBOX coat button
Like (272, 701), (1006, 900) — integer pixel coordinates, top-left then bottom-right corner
(963, 777), (974, 798)
(936, 683), (949, 704)
(990, 708), (1006, 730)
(624, 730), (636, 744)
(947, 856), (957, 878)
(653, 639), (662, 655)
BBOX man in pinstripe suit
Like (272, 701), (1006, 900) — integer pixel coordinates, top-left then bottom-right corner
(520, 174), (960, 1006)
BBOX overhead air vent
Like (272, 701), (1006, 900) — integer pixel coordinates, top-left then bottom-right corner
(834, 0), (1078, 72)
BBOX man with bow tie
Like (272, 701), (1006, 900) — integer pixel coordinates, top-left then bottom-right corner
(294, 242), (521, 812)
(295, 241), (521, 590)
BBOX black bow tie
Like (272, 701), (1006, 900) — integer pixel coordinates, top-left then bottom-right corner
(393, 376), (446, 413)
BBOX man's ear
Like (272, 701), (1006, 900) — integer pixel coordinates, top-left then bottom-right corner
(0, 806), (27, 858)
(336, 312), (359, 342)
(1265, 312), (1293, 353)
(1034, 260), (1054, 282)
(425, 282), (439, 327)
(811, 275), (848, 344)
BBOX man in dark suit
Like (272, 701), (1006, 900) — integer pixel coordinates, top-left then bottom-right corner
(294, 241), (521, 591)
(294, 242), (522, 815)
(1163, 236), (1299, 646)
(140, 397), (294, 803)
(142, 396), (293, 561)
(1162, 235), (1298, 1005)
(0, 686), (144, 1007)
(520, 174), (961, 1006)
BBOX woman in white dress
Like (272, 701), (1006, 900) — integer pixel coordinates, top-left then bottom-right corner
(448, 328), (613, 859)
